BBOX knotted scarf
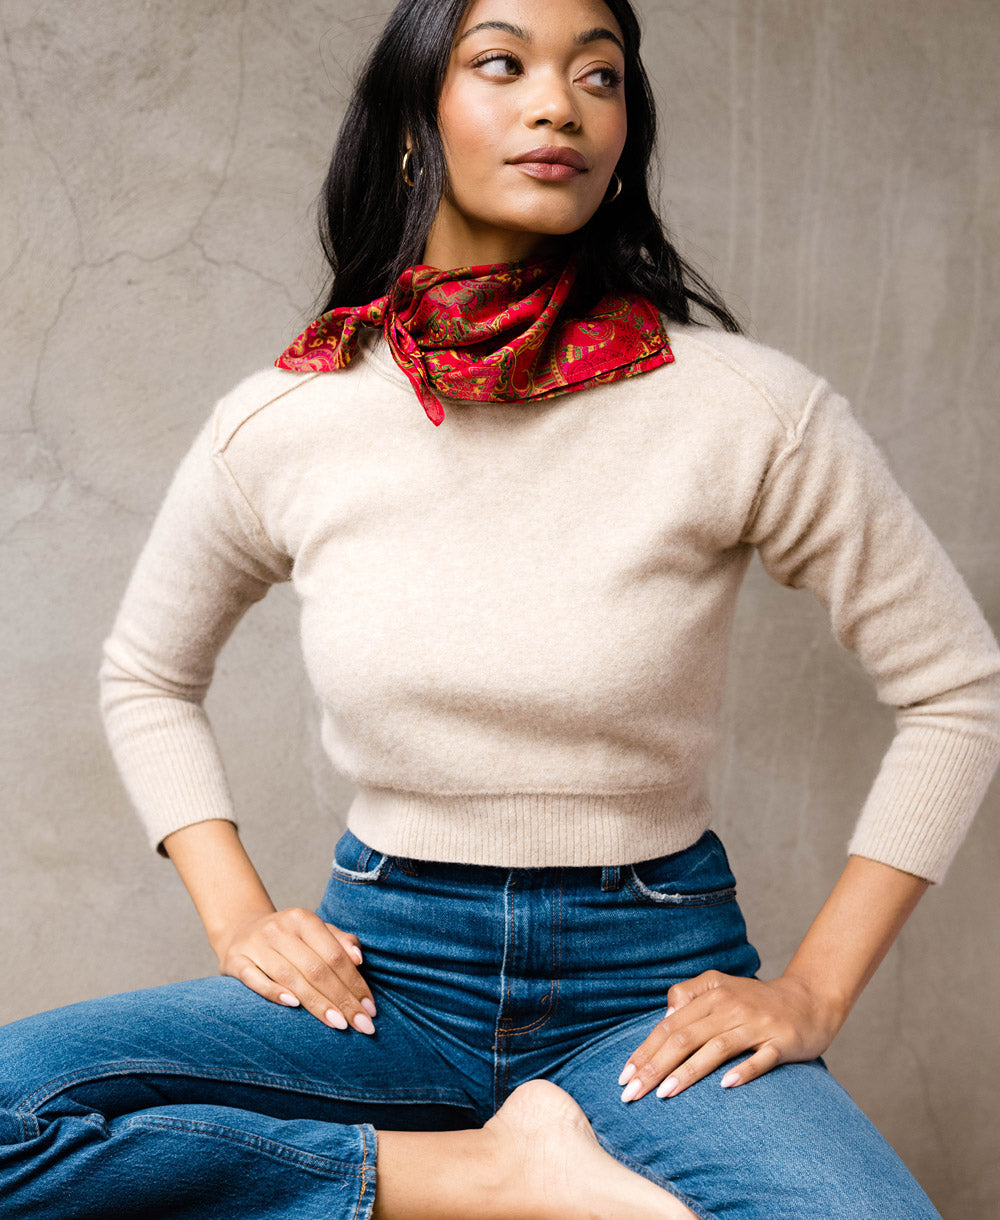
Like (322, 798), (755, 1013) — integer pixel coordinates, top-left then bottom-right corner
(275, 254), (674, 426)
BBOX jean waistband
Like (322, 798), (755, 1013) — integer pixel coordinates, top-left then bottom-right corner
(390, 853), (629, 891)
(337, 826), (731, 895)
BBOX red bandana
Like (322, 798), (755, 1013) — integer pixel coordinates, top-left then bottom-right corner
(275, 255), (674, 426)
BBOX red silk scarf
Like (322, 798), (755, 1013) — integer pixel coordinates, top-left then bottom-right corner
(275, 255), (674, 426)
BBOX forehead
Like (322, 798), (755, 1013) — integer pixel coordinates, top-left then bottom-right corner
(455, 0), (624, 44)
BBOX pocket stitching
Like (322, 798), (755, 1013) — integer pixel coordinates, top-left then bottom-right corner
(329, 853), (392, 884)
(625, 865), (736, 907)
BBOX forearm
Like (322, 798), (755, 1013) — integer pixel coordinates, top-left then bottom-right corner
(781, 853), (930, 1026)
(617, 852), (933, 1101)
(162, 818), (277, 960)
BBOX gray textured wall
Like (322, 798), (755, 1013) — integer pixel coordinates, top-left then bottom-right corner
(2, 2), (998, 1215)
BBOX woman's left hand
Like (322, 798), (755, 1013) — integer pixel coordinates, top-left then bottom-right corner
(617, 970), (848, 1102)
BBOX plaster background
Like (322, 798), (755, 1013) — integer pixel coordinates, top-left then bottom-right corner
(2, 1), (998, 1214)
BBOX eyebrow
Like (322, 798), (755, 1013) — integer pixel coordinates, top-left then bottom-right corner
(456, 20), (626, 56)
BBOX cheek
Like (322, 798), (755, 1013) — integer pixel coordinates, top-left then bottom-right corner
(599, 109), (628, 167)
(439, 91), (507, 183)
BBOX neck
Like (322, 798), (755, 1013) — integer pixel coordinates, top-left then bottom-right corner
(420, 212), (563, 272)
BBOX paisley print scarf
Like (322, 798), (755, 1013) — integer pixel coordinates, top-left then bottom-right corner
(275, 254), (674, 426)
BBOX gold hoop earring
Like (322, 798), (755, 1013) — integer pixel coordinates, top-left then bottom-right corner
(604, 172), (622, 203)
(402, 147), (418, 188)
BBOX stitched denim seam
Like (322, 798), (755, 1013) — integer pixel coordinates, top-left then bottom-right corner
(118, 1113), (367, 1177)
(493, 875), (516, 1111)
(354, 1125), (374, 1220)
(593, 1131), (718, 1220)
(330, 855), (393, 885)
(626, 870), (737, 907)
(12, 1108), (40, 1140)
(502, 874), (564, 1037)
(18, 1061), (466, 1114)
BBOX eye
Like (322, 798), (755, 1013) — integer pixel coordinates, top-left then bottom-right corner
(471, 51), (522, 79)
(580, 65), (623, 91)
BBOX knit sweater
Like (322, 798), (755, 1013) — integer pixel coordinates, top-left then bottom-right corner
(99, 322), (1000, 884)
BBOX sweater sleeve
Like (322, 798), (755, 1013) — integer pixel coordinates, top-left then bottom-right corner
(99, 412), (292, 855)
(741, 378), (1000, 883)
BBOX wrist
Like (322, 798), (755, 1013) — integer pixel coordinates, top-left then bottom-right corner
(778, 968), (853, 1033)
(207, 902), (276, 963)
(163, 820), (277, 962)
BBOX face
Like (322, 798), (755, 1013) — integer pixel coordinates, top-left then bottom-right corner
(420, 0), (628, 269)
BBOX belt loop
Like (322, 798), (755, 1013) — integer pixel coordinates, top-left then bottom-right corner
(601, 864), (622, 891)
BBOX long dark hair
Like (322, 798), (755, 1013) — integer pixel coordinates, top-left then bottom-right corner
(315, 0), (741, 333)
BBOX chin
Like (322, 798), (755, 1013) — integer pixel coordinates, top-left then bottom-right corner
(498, 205), (600, 240)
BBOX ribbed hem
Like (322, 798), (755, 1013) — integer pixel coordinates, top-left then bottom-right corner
(345, 785), (714, 867)
(847, 725), (1000, 883)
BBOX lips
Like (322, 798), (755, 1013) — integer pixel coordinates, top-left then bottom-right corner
(508, 146), (589, 171)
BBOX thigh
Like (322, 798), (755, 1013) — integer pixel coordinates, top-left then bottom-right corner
(505, 832), (943, 1219)
(0, 831), (494, 1133)
(0, 973), (477, 1131)
(551, 1012), (941, 1220)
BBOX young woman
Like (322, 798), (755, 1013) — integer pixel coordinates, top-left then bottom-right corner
(2, 0), (998, 1217)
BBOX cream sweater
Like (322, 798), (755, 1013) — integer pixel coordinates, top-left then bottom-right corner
(99, 322), (1000, 883)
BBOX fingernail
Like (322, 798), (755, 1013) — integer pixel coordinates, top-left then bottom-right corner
(353, 1012), (376, 1035)
(621, 1078), (642, 1103)
(656, 1076), (679, 1099)
(720, 1070), (740, 1088)
(278, 992), (300, 1007)
(665, 1006), (675, 1017)
(325, 1007), (348, 1030)
(618, 1062), (636, 1086)
(361, 997), (377, 1018)
(349, 945), (363, 965)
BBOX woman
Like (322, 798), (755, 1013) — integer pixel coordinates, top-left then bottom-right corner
(2, 0), (998, 1216)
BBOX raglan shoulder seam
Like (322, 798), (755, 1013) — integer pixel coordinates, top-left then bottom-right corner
(210, 369), (323, 454)
(676, 327), (823, 444)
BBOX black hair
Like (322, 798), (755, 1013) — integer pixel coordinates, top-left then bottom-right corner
(315, 0), (742, 333)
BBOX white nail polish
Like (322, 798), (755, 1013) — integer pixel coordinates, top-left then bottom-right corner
(325, 1007), (349, 1030)
(618, 1062), (636, 1086)
(278, 992), (300, 1007)
(720, 1070), (740, 1088)
(656, 1076), (679, 1099)
(621, 1078), (642, 1103)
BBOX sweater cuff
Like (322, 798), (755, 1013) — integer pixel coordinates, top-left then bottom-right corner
(847, 723), (1000, 883)
(103, 696), (240, 855)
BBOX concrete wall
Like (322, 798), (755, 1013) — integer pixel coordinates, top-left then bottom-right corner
(2, 2), (998, 1214)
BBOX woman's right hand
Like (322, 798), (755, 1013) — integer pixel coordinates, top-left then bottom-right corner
(215, 907), (378, 1034)
(162, 820), (378, 1035)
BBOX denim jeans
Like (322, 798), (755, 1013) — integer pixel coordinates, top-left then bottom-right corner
(0, 828), (941, 1219)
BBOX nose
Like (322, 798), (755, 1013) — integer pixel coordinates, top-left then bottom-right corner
(521, 70), (581, 132)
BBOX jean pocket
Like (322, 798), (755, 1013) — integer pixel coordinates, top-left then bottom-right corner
(330, 828), (392, 885)
(625, 830), (737, 907)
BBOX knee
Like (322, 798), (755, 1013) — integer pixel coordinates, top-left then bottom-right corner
(0, 1008), (70, 1111)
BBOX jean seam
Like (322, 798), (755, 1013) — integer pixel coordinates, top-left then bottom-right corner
(118, 1112), (368, 1177)
(500, 874), (565, 1040)
(625, 870), (737, 907)
(330, 859), (392, 884)
(593, 1131), (718, 1220)
(354, 1124), (375, 1220)
(18, 1060), (468, 1114)
(11, 1108), (40, 1140)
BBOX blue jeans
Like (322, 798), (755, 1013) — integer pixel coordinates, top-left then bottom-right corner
(0, 828), (941, 1219)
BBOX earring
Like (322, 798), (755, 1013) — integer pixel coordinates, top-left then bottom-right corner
(402, 147), (419, 188)
(604, 172), (622, 203)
